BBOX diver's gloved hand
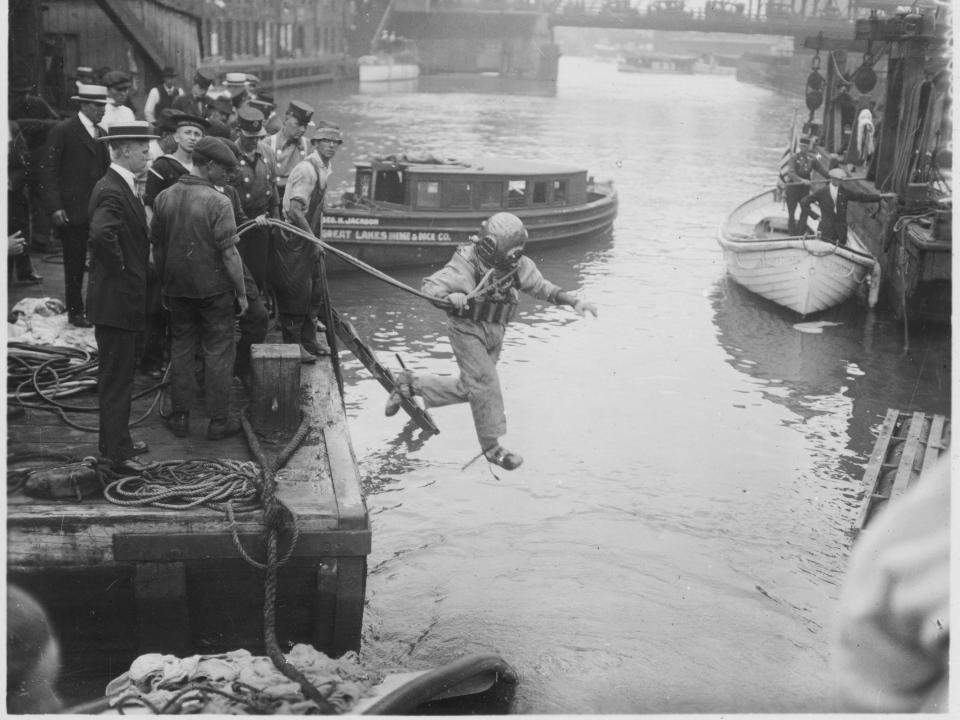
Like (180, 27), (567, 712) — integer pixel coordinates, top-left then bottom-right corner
(447, 292), (469, 311)
(573, 299), (598, 318)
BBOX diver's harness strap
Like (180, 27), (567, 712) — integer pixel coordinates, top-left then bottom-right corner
(449, 299), (517, 324)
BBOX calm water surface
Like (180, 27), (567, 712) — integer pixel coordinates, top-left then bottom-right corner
(283, 58), (950, 713)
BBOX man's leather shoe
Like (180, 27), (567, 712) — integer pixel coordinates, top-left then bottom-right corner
(18, 273), (42, 284)
(111, 455), (151, 475)
(207, 417), (242, 440)
(68, 314), (93, 328)
(131, 440), (149, 454)
(165, 412), (189, 438)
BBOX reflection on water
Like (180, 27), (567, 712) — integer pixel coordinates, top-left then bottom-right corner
(292, 58), (948, 713)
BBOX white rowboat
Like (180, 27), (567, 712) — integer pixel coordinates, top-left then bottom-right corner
(717, 188), (879, 315)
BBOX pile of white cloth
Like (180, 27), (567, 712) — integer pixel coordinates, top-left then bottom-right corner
(7, 298), (96, 352)
(104, 645), (385, 714)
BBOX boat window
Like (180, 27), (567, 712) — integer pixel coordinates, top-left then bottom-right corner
(416, 180), (441, 209)
(448, 181), (472, 208)
(532, 181), (547, 205)
(480, 181), (503, 208)
(507, 180), (527, 208)
(373, 170), (405, 204)
(552, 179), (567, 204)
(356, 171), (371, 199)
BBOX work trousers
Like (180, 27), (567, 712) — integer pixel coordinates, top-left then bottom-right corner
(57, 223), (89, 317)
(167, 292), (236, 421)
(94, 324), (139, 461)
(138, 265), (168, 372)
(235, 293), (268, 381)
(237, 224), (272, 291)
(414, 316), (506, 447)
(785, 184), (807, 233)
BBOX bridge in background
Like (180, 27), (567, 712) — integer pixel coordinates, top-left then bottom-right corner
(548, 1), (855, 37)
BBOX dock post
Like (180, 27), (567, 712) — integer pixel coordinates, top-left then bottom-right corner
(250, 344), (303, 435)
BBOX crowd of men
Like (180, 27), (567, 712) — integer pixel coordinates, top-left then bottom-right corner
(9, 64), (344, 471)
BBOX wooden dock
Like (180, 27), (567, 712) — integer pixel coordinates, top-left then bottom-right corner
(7, 347), (369, 701)
(854, 409), (951, 532)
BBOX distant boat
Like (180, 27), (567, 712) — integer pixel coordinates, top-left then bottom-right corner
(617, 52), (696, 74)
(322, 155), (617, 270)
(358, 37), (420, 83)
(717, 188), (878, 315)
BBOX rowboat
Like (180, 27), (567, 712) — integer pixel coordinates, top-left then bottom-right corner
(717, 188), (879, 316)
(322, 155), (617, 270)
(617, 52), (696, 74)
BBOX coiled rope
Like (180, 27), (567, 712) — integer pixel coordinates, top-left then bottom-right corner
(7, 343), (167, 432)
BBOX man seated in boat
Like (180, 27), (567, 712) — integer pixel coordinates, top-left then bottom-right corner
(383, 212), (598, 471)
(797, 167), (893, 246)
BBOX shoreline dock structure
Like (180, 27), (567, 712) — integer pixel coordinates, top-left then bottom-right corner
(7, 344), (371, 701)
(796, 5), (951, 327)
(853, 409), (950, 533)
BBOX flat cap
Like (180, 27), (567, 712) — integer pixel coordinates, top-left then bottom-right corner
(193, 136), (238, 168)
(828, 167), (848, 180)
(101, 70), (131, 88)
(205, 95), (234, 116)
(286, 100), (314, 126)
(307, 121), (343, 143)
(193, 69), (216, 87)
(236, 105), (265, 136)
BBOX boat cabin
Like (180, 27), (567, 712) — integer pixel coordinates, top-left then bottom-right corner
(347, 157), (591, 212)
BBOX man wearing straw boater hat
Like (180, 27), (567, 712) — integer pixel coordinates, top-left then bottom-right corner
(87, 121), (160, 474)
(39, 84), (111, 327)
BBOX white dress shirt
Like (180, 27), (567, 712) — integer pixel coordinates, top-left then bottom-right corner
(100, 100), (136, 130)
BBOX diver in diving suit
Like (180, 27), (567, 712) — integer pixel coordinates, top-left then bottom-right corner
(384, 212), (598, 470)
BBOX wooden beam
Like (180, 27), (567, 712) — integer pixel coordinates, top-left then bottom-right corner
(93, 0), (169, 75)
(802, 36), (870, 52)
(114, 529), (371, 562)
(854, 408), (899, 531)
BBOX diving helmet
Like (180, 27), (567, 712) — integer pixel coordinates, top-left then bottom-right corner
(476, 212), (528, 270)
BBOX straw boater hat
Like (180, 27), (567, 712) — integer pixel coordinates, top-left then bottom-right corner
(96, 121), (160, 142)
(224, 72), (247, 87)
(828, 167), (848, 180)
(71, 84), (110, 104)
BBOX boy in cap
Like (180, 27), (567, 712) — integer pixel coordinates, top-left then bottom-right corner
(150, 136), (248, 441)
(143, 66), (182, 123)
(88, 121), (160, 473)
(173, 69), (215, 118)
(798, 167), (894, 246)
(144, 113), (210, 207)
(384, 212), (598, 471)
(274, 122), (343, 362)
(39, 84), (111, 327)
(261, 100), (313, 202)
(100, 70), (137, 130)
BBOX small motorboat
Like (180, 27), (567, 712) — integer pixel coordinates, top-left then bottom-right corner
(322, 154), (617, 270)
(717, 188), (879, 315)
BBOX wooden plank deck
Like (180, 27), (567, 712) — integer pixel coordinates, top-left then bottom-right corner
(853, 409), (951, 533)
(7, 342), (370, 701)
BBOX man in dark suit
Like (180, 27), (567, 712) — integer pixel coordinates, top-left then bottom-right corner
(799, 167), (893, 245)
(172, 69), (215, 118)
(40, 84), (111, 327)
(87, 121), (160, 474)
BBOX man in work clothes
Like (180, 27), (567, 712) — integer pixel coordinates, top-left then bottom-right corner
(143, 66), (182, 124)
(276, 122), (343, 362)
(172, 69), (215, 118)
(799, 167), (893, 246)
(384, 212), (598, 471)
(260, 100), (313, 203)
(233, 105), (278, 290)
(40, 84), (111, 327)
(87, 121), (160, 474)
(100, 71), (137, 130)
(782, 136), (816, 234)
(150, 137), (248, 441)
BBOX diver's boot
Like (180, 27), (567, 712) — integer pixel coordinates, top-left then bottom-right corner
(280, 314), (316, 364)
(483, 442), (523, 471)
(384, 369), (414, 417)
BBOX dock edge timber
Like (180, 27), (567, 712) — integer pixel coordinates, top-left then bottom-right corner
(853, 409), (951, 533)
(7, 356), (371, 684)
